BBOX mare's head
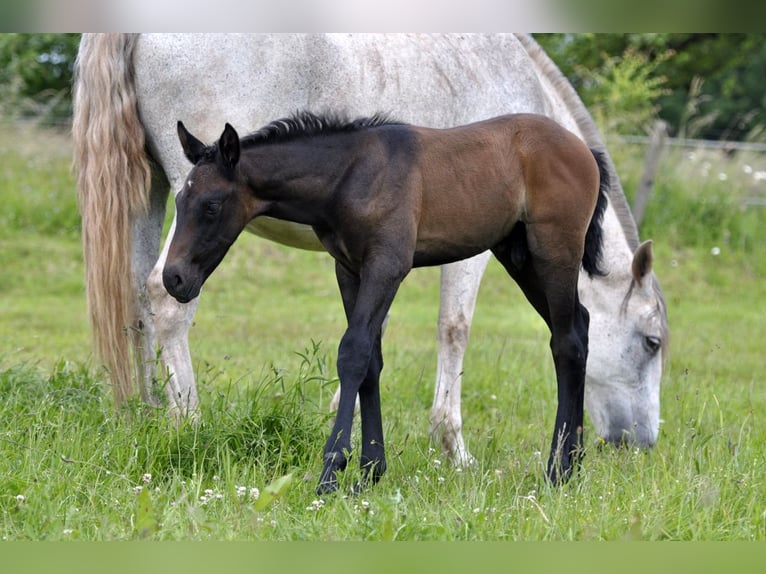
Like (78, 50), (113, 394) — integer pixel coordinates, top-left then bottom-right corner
(163, 122), (253, 303)
(581, 239), (668, 448)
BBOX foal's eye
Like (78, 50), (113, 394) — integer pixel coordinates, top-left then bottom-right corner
(204, 201), (222, 217)
(644, 335), (662, 354)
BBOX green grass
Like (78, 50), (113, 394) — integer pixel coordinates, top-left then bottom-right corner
(1, 123), (765, 540)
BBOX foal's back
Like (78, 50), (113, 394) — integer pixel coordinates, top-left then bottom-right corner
(409, 114), (600, 264)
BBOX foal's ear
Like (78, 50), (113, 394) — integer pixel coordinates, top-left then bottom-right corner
(177, 121), (208, 164)
(218, 123), (241, 172)
(632, 240), (655, 293)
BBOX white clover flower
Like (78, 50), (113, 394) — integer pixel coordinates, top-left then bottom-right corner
(15, 494), (26, 503)
(142, 473), (152, 484)
(250, 487), (260, 500)
(354, 500), (373, 514)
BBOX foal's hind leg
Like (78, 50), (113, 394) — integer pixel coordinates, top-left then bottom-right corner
(492, 223), (590, 484)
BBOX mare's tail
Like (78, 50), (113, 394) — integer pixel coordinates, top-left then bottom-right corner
(72, 33), (151, 405)
(582, 148), (609, 277)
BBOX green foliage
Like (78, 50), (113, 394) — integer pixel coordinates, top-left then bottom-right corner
(0, 33), (80, 124)
(575, 47), (671, 135)
(534, 33), (766, 140)
(654, 34), (766, 141)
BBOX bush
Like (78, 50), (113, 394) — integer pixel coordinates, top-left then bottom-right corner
(0, 33), (80, 125)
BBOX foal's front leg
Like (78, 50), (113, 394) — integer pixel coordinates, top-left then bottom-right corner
(317, 260), (404, 495)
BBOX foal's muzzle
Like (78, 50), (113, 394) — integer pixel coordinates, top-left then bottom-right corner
(162, 264), (201, 304)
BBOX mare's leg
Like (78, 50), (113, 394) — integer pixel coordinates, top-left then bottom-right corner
(130, 170), (169, 407)
(492, 223), (589, 484)
(318, 259), (406, 495)
(431, 252), (491, 466)
(146, 214), (200, 420)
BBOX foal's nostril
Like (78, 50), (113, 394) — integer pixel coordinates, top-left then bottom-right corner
(162, 267), (184, 294)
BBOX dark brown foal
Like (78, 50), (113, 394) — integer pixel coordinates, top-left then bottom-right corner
(164, 111), (607, 493)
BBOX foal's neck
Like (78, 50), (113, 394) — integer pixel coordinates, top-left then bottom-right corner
(237, 136), (364, 225)
(249, 140), (348, 188)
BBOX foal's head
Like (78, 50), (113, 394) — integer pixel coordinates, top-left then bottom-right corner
(164, 122), (254, 303)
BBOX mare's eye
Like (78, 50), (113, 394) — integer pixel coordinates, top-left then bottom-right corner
(644, 335), (662, 354)
(204, 201), (222, 217)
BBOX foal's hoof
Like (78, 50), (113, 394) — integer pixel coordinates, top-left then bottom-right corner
(546, 449), (584, 485)
(316, 451), (347, 495)
(546, 462), (574, 486)
(316, 479), (339, 496)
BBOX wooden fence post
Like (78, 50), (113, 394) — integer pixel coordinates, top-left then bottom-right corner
(632, 119), (667, 228)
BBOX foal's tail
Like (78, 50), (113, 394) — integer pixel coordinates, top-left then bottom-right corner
(581, 149), (609, 277)
(72, 34), (151, 405)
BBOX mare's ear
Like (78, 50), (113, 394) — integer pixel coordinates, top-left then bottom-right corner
(632, 240), (654, 294)
(177, 121), (207, 164)
(218, 123), (241, 172)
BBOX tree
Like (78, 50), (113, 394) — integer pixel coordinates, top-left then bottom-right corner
(0, 33), (80, 123)
(533, 33), (766, 141)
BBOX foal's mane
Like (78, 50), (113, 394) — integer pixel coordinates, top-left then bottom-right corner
(239, 110), (403, 148)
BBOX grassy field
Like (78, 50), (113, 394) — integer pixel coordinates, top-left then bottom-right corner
(1, 121), (765, 541)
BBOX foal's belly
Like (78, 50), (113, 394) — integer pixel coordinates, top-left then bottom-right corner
(413, 214), (518, 268)
(245, 217), (324, 251)
(412, 239), (493, 268)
